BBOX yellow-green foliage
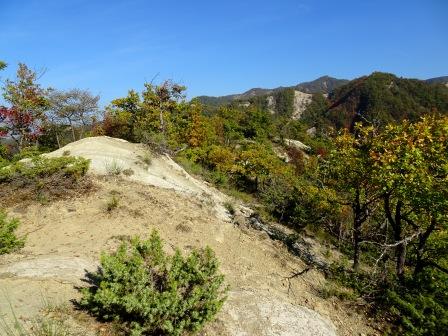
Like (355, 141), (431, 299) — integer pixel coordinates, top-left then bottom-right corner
(206, 145), (235, 172)
(0, 211), (24, 255)
(80, 230), (227, 336)
(0, 156), (90, 182)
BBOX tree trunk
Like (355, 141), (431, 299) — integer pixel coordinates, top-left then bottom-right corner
(159, 109), (165, 136)
(56, 132), (61, 148)
(396, 241), (406, 281)
(393, 201), (406, 281)
(79, 124), (85, 139)
(69, 120), (76, 142)
(353, 218), (362, 271)
(18, 129), (25, 151)
(352, 189), (362, 271)
(414, 218), (436, 277)
(384, 196), (406, 281)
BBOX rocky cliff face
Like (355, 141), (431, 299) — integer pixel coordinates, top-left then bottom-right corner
(292, 90), (313, 119)
(265, 90), (313, 119)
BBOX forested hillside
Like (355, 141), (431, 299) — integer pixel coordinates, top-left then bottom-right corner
(426, 76), (448, 85)
(196, 75), (348, 107)
(198, 73), (448, 133)
(316, 72), (448, 129)
(1, 61), (447, 336)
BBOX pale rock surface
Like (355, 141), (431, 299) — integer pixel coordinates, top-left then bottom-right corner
(292, 90), (313, 120)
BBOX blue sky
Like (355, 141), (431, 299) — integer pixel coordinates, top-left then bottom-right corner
(0, 0), (446, 105)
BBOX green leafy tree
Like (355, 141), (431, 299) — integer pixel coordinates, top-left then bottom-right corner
(136, 81), (186, 147)
(322, 126), (382, 271)
(47, 89), (99, 143)
(105, 89), (142, 141)
(369, 116), (448, 280)
(274, 88), (295, 117)
(234, 142), (285, 191)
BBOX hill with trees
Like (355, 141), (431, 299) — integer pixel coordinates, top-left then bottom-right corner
(302, 72), (448, 130)
(195, 75), (348, 107)
(426, 75), (448, 85)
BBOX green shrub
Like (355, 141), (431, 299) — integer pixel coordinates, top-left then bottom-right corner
(105, 196), (119, 212)
(140, 152), (152, 166)
(223, 201), (235, 216)
(0, 211), (25, 255)
(0, 156), (90, 183)
(12, 146), (43, 161)
(0, 144), (8, 159)
(79, 230), (228, 336)
(384, 270), (448, 336)
(104, 159), (123, 175)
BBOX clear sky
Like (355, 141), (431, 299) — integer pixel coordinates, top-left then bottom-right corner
(0, 0), (447, 105)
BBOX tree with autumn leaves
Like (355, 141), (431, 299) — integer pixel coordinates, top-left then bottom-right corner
(0, 63), (101, 151)
(369, 116), (448, 280)
(325, 116), (447, 280)
(0, 63), (50, 150)
(324, 116), (448, 334)
(100, 82), (214, 152)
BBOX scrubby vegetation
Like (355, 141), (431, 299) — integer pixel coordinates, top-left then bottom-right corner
(79, 230), (227, 336)
(105, 195), (119, 212)
(0, 211), (24, 255)
(0, 155), (89, 182)
(0, 316), (77, 336)
(0, 151), (91, 207)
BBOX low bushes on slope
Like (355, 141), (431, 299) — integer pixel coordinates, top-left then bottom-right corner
(79, 230), (228, 336)
(0, 155), (92, 206)
(0, 156), (89, 182)
(0, 211), (24, 255)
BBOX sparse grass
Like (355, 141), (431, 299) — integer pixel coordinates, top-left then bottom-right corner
(0, 300), (78, 336)
(175, 223), (192, 233)
(223, 201), (236, 216)
(105, 196), (119, 212)
(62, 150), (70, 157)
(109, 189), (121, 196)
(122, 168), (134, 176)
(29, 318), (75, 336)
(225, 188), (255, 204)
(141, 152), (152, 167)
(323, 248), (332, 259)
(104, 160), (123, 176)
(1, 317), (73, 336)
(36, 192), (49, 205)
(319, 282), (357, 301)
(175, 156), (205, 176)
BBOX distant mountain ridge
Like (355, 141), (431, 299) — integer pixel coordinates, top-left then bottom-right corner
(196, 76), (349, 106)
(196, 73), (448, 130)
(196, 75), (448, 107)
(426, 76), (448, 85)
